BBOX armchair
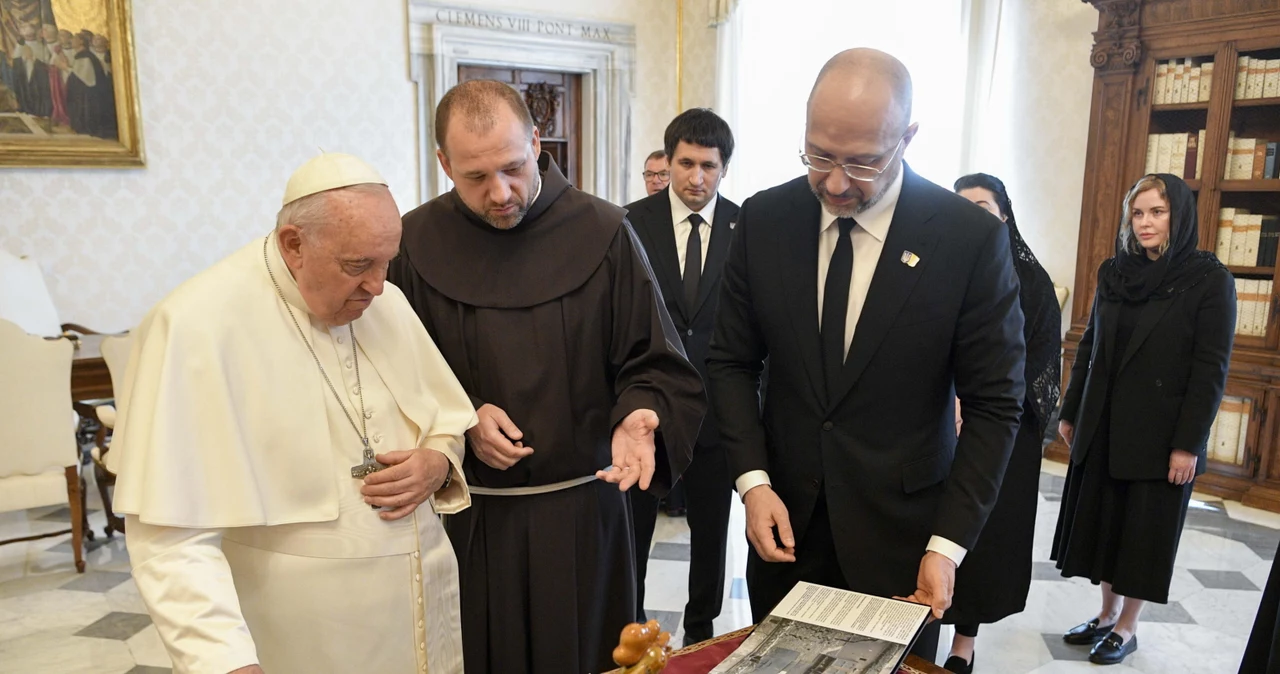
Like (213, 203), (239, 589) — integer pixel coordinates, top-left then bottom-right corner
(0, 319), (86, 573)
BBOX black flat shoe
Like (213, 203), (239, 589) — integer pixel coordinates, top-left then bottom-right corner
(1089, 632), (1137, 665)
(943, 654), (974, 674)
(1063, 617), (1117, 645)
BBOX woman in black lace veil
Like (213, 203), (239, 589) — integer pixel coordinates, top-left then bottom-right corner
(942, 173), (1063, 674)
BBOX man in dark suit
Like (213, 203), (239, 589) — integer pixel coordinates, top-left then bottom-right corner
(707, 49), (1026, 663)
(626, 108), (740, 646)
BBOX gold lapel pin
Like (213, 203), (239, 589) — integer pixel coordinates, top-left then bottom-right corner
(901, 250), (920, 268)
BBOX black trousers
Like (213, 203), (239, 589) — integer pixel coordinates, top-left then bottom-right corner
(629, 488), (659, 622)
(745, 494), (941, 663)
(681, 442), (734, 644)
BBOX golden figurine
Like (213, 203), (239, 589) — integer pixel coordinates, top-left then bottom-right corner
(613, 619), (672, 674)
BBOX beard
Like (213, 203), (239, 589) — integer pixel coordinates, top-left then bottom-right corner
(479, 175), (541, 230)
(810, 163), (899, 217)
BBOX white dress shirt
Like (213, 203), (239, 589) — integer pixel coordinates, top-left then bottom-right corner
(734, 169), (968, 566)
(670, 188), (717, 274)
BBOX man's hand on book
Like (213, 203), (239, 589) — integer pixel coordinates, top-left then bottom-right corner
(743, 485), (796, 563)
(896, 551), (955, 620)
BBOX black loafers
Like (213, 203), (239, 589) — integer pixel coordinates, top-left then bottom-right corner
(1090, 632), (1138, 665)
(1063, 617), (1117, 645)
(943, 654), (974, 674)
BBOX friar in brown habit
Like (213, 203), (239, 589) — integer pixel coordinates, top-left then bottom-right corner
(388, 79), (706, 674)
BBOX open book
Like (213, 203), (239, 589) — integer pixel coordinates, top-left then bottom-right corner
(709, 582), (931, 673)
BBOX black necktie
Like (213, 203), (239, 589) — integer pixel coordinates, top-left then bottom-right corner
(683, 213), (704, 310)
(821, 218), (856, 402)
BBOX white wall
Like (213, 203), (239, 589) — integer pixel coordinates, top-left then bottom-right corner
(975, 0), (1098, 326)
(0, 0), (692, 331)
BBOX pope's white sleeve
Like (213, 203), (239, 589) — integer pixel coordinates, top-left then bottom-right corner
(124, 515), (259, 674)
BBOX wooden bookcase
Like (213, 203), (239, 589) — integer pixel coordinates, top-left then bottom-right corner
(1053, 1), (1280, 511)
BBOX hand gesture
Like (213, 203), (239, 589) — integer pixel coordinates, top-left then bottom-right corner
(1168, 448), (1197, 486)
(895, 551), (956, 621)
(743, 485), (796, 563)
(363, 448), (452, 520)
(466, 404), (534, 470)
(596, 409), (659, 491)
(1058, 420), (1075, 447)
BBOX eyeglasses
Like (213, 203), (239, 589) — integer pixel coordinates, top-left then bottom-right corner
(642, 171), (671, 181)
(799, 138), (904, 182)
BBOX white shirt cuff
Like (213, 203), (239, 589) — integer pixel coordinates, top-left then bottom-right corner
(927, 535), (968, 567)
(735, 470), (772, 501)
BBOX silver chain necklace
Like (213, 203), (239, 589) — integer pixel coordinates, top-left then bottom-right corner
(262, 235), (386, 479)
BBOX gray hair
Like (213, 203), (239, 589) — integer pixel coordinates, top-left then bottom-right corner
(275, 183), (388, 239)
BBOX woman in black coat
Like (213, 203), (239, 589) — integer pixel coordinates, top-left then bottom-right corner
(1054, 173), (1235, 665)
(943, 174), (1062, 674)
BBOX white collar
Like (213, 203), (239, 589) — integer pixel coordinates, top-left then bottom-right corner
(819, 165), (905, 243)
(266, 232), (312, 316)
(669, 187), (718, 228)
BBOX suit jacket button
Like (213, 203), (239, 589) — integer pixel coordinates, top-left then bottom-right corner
(811, 478), (821, 489)
(1155, 379), (1163, 387)
(687, 329), (694, 336)
(822, 421), (833, 431)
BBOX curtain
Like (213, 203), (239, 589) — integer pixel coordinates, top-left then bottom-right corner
(716, 0), (973, 201)
(708, 0), (739, 27)
(957, 0), (1005, 176)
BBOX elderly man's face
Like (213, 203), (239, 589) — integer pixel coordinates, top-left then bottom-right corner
(59, 31), (72, 49)
(92, 35), (108, 52)
(437, 105), (541, 230)
(41, 25), (57, 43)
(279, 187), (402, 327)
(19, 24), (36, 41)
(805, 75), (916, 217)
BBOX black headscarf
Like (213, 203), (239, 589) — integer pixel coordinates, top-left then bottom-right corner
(1097, 173), (1225, 303)
(954, 173), (1062, 432)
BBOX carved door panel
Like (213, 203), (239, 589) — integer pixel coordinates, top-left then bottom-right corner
(457, 65), (583, 189)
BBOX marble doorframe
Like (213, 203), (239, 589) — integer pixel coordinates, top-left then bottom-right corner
(408, 2), (637, 203)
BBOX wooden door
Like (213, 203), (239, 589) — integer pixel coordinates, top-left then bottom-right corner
(457, 65), (583, 189)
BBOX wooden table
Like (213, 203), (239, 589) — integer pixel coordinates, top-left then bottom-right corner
(607, 626), (945, 674)
(67, 333), (125, 537)
(70, 333), (111, 401)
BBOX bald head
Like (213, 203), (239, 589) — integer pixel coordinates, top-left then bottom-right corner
(809, 48), (913, 138)
(803, 49), (918, 217)
(435, 79), (535, 156)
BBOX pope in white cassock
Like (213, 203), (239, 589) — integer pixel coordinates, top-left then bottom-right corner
(107, 154), (478, 674)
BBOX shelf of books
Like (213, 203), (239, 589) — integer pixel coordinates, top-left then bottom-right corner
(1206, 390), (1260, 478)
(1061, 4), (1280, 511)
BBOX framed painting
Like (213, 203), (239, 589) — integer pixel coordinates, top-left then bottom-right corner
(0, 0), (143, 167)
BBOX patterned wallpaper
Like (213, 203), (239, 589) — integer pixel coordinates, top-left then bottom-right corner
(0, 0), (699, 331)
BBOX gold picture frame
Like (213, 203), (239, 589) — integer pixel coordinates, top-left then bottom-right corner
(0, 0), (144, 167)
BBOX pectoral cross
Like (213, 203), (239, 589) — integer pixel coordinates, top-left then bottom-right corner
(350, 445), (388, 479)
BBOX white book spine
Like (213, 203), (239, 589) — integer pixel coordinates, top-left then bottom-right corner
(1155, 62), (1170, 104)
(1265, 59), (1280, 99)
(1247, 214), (1264, 267)
(1218, 397), (1243, 461)
(1197, 129), (1206, 179)
(1237, 56), (1251, 99)
(1146, 134), (1160, 174)
(1158, 133), (1175, 174)
(1200, 62), (1215, 102)
(1248, 58), (1267, 99)
(1230, 212), (1250, 266)
(1250, 278), (1264, 336)
(1207, 408), (1221, 461)
(1233, 138), (1258, 181)
(1172, 132), (1189, 178)
(1237, 399), (1253, 465)
(1217, 208), (1235, 259)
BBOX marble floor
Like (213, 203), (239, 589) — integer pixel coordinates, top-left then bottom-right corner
(0, 459), (1276, 673)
